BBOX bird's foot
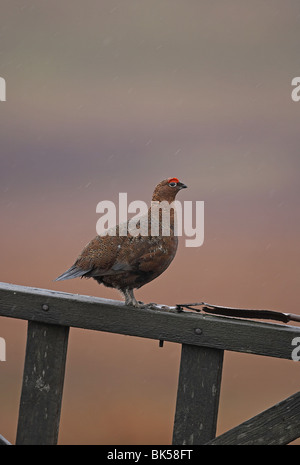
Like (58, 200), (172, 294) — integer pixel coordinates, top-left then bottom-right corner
(125, 300), (176, 311)
(125, 299), (147, 309)
(123, 290), (177, 311)
(144, 302), (178, 312)
(134, 301), (147, 309)
(145, 302), (160, 310)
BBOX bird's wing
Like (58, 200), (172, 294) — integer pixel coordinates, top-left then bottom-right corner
(75, 234), (123, 274)
(56, 233), (177, 281)
(115, 236), (178, 273)
(55, 234), (123, 281)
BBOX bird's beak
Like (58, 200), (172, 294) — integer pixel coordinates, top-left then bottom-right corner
(178, 182), (187, 189)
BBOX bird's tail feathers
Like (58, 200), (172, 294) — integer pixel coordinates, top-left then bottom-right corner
(55, 264), (91, 281)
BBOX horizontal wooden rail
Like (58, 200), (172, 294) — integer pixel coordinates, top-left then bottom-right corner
(0, 282), (299, 360)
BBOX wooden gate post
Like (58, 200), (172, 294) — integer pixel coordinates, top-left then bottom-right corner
(172, 344), (224, 445)
(16, 321), (69, 445)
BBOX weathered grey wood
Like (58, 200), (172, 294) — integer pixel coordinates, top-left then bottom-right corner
(207, 391), (300, 445)
(173, 344), (224, 445)
(0, 282), (299, 360)
(16, 321), (69, 445)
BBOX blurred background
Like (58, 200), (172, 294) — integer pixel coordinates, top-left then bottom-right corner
(1, 0), (300, 445)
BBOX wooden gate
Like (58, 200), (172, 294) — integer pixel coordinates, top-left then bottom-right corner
(0, 282), (300, 445)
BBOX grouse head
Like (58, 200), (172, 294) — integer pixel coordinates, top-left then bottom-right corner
(152, 178), (187, 203)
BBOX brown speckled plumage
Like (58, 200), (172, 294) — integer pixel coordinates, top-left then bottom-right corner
(55, 178), (187, 307)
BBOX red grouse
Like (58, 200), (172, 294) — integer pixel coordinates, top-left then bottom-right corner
(55, 178), (187, 307)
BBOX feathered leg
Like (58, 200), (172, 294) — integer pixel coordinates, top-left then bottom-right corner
(121, 288), (145, 308)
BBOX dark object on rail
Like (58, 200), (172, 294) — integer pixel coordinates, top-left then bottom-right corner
(176, 302), (300, 324)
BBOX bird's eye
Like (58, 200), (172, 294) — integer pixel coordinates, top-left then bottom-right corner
(169, 182), (177, 187)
